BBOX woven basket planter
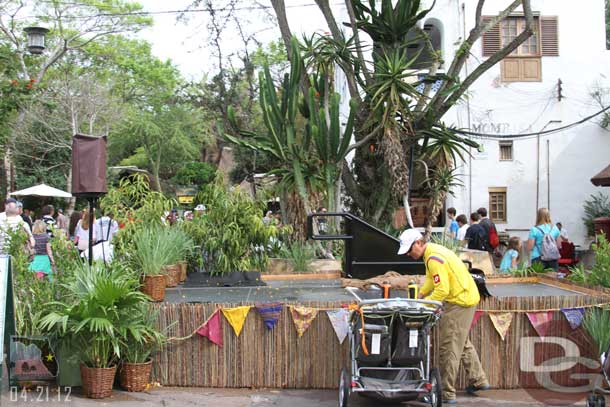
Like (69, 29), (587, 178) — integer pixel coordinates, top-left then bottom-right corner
(119, 359), (152, 392)
(163, 265), (181, 287)
(141, 275), (166, 302)
(178, 261), (187, 282)
(80, 364), (116, 399)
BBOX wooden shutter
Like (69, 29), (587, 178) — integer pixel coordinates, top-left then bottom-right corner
(501, 59), (521, 81)
(482, 16), (501, 56)
(540, 16), (559, 56)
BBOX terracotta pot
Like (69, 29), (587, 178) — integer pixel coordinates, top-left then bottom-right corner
(119, 359), (153, 392)
(178, 260), (187, 282)
(163, 265), (181, 287)
(141, 275), (166, 302)
(80, 364), (116, 399)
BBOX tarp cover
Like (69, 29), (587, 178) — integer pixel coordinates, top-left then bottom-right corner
(10, 184), (71, 198)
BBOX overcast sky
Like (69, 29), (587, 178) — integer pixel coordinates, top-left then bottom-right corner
(135, 0), (339, 80)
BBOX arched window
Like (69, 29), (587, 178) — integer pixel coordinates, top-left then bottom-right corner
(406, 18), (443, 69)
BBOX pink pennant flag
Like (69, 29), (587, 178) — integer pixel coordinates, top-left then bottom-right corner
(196, 309), (223, 347)
(470, 310), (484, 330)
(527, 311), (554, 338)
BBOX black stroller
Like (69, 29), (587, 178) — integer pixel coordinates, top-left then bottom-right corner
(586, 341), (610, 407)
(339, 287), (444, 407)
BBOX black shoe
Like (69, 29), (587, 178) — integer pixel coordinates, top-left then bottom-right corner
(465, 384), (490, 395)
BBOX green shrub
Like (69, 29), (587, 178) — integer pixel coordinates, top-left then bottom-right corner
(182, 174), (277, 275)
(172, 161), (216, 188)
(583, 192), (610, 236)
(568, 234), (610, 287)
(40, 262), (151, 368)
(283, 243), (316, 272)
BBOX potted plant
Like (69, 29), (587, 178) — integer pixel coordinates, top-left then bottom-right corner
(130, 227), (173, 301)
(40, 263), (150, 399)
(119, 305), (165, 392)
(165, 227), (195, 284)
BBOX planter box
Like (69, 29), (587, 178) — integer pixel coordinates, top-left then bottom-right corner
(9, 336), (57, 387)
(184, 270), (264, 287)
(262, 259), (342, 281)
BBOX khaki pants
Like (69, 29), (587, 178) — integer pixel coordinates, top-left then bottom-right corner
(438, 302), (488, 400)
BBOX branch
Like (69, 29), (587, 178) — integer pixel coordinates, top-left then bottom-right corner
(434, 0), (533, 118)
(413, 26), (441, 113)
(340, 159), (365, 208)
(269, 0), (294, 56)
(345, 0), (372, 86)
(346, 123), (382, 153)
(426, 0), (523, 118)
(314, 0), (359, 100)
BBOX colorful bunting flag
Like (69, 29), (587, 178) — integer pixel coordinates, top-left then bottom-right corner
(561, 308), (585, 330)
(255, 302), (283, 330)
(222, 306), (251, 337)
(489, 312), (513, 341)
(527, 311), (554, 338)
(470, 310), (484, 331)
(196, 309), (223, 347)
(290, 306), (318, 337)
(326, 309), (350, 344)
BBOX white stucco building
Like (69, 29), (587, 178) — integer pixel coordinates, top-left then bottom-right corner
(332, 0), (610, 247)
(437, 0), (610, 247)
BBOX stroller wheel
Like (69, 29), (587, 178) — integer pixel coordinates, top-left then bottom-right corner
(587, 395), (606, 407)
(339, 368), (350, 407)
(430, 368), (442, 407)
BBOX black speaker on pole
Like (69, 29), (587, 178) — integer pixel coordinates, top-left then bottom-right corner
(71, 134), (108, 265)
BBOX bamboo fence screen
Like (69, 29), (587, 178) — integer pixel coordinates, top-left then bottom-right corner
(151, 281), (609, 389)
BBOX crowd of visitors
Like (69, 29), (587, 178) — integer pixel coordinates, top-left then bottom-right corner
(445, 206), (566, 273)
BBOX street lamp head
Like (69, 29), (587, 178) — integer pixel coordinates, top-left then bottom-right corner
(24, 26), (49, 55)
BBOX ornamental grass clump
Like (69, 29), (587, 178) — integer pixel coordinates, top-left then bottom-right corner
(583, 307), (610, 358)
(130, 226), (175, 277)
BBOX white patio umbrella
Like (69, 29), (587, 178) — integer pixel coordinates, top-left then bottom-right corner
(9, 183), (72, 198)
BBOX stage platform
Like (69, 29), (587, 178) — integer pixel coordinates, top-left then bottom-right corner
(165, 277), (586, 303)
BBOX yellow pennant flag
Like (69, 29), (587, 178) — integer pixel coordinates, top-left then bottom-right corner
(489, 312), (513, 341)
(222, 306), (252, 337)
(290, 306), (318, 338)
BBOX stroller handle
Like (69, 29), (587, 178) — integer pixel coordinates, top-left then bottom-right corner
(345, 287), (443, 310)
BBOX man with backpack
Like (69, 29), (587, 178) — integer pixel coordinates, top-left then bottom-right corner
(465, 213), (488, 251)
(477, 207), (499, 253)
(527, 208), (562, 271)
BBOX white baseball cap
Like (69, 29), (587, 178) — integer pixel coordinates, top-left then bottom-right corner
(397, 229), (423, 255)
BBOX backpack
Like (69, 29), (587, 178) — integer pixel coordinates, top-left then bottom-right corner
(536, 226), (560, 261)
(468, 225), (488, 252)
(489, 224), (499, 249)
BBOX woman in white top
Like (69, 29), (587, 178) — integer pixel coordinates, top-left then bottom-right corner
(456, 214), (470, 242)
(74, 210), (96, 254)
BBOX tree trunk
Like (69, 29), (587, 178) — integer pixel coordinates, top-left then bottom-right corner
(4, 147), (13, 196)
(66, 166), (76, 213)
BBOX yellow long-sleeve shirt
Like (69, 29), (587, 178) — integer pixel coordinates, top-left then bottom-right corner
(420, 243), (480, 307)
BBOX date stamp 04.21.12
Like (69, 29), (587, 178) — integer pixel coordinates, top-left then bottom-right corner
(8, 386), (72, 403)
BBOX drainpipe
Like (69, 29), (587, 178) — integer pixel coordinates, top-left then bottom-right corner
(547, 139), (550, 210)
(461, 2), (473, 214)
(536, 120), (561, 211)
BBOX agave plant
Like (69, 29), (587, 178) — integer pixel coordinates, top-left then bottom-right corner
(39, 262), (150, 368)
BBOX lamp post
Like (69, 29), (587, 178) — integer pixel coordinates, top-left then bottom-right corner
(24, 26), (49, 55)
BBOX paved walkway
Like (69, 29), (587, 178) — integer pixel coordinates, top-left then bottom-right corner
(0, 387), (601, 406)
